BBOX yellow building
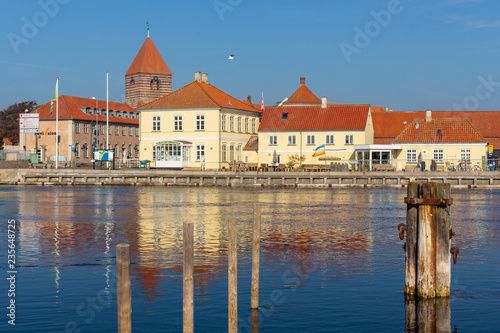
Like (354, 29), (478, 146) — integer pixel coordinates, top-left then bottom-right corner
(138, 72), (261, 170)
(257, 78), (374, 169)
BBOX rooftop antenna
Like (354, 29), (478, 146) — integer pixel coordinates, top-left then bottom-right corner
(147, 21), (150, 37)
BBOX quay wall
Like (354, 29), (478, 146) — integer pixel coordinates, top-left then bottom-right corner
(2, 168), (500, 189)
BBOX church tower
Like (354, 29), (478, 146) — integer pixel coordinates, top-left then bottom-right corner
(125, 33), (172, 108)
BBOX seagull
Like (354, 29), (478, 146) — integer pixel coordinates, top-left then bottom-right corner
(228, 54), (235, 60)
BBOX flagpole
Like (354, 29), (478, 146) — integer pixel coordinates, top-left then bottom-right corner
(106, 71), (109, 149)
(55, 77), (59, 169)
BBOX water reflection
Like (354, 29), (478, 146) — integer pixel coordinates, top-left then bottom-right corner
(405, 296), (453, 333)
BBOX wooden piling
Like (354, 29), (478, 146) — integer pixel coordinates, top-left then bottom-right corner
(251, 203), (261, 309)
(251, 308), (260, 333)
(404, 183), (453, 299)
(405, 183), (418, 296)
(116, 244), (132, 333)
(183, 222), (194, 333)
(228, 220), (238, 333)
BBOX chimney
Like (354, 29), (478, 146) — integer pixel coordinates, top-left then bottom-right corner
(202, 73), (208, 84)
(300, 77), (306, 85)
(321, 96), (327, 108)
(426, 109), (432, 122)
(385, 107), (389, 112)
(195, 71), (201, 82)
(247, 95), (252, 104)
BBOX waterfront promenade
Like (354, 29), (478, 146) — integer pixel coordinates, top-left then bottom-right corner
(2, 168), (500, 188)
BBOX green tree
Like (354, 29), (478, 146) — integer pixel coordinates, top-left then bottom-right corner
(0, 101), (38, 149)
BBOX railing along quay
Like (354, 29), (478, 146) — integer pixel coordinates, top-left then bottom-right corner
(3, 169), (500, 188)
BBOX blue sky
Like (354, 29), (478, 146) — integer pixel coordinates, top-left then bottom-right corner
(1, 0), (500, 111)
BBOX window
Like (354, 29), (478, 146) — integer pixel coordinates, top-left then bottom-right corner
(230, 144), (235, 162)
(230, 116), (234, 132)
(222, 115), (227, 131)
(307, 135), (315, 145)
(245, 118), (249, 133)
(153, 116), (161, 131)
(134, 144), (139, 158)
(288, 135), (296, 145)
(135, 127), (139, 136)
(122, 127), (126, 136)
(129, 127), (133, 136)
(270, 135), (277, 145)
(84, 124), (89, 134)
(83, 143), (88, 158)
(128, 144), (132, 158)
(74, 142), (79, 158)
(461, 149), (471, 161)
(196, 145), (205, 161)
(108, 126), (111, 135)
(407, 149), (417, 163)
(326, 135), (334, 145)
(100, 125), (104, 135)
(237, 144), (242, 161)
(75, 123), (80, 134)
(114, 144), (119, 159)
(174, 115), (183, 131)
(433, 149), (443, 163)
(281, 113), (288, 120)
(345, 135), (353, 145)
(222, 144), (227, 162)
(237, 117), (242, 132)
(196, 115), (205, 131)
(252, 119), (256, 133)
(115, 126), (119, 135)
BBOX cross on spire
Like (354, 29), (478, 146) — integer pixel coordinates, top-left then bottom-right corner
(147, 21), (150, 37)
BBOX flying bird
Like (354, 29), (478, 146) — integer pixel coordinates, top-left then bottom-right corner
(228, 54), (235, 60)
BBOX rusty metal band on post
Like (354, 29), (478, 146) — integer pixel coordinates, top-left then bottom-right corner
(404, 198), (453, 206)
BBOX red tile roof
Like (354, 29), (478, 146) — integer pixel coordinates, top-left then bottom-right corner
(36, 96), (139, 124)
(138, 80), (261, 112)
(259, 104), (370, 131)
(2, 138), (13, 145)
(393, 118), (485, 144)
(283, 82), (321, 105)
(243, 136), (258, 151)
(373, 111), (500, 146)
(125, 37), (171, 76)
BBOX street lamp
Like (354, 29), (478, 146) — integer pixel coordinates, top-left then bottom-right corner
(23, 109), (28, 153)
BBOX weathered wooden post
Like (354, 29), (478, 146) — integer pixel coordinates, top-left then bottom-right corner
(228, 220), (238, 333)
(400, 183), (458, 299)
(116, 244), (132, 333)
(251, 203), (261, 309)
(183, 222), (194, 333)
(405, 297), (451, 333)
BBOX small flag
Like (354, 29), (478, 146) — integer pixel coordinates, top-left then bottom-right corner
(313, 144), (326, 157)
(50, 81), (57, 115)
(261, 93), (265, 112)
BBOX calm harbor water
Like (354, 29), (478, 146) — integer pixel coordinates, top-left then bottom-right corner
(1, 185), (499, 332)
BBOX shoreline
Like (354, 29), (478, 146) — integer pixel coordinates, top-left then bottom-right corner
(2, 168), (500, 189)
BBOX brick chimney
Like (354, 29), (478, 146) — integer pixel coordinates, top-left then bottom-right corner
(321, 96), (327, 108)
(247, 95), (252, 104)
(202, 73), (208, 84)
(300, 77), (306, 85)
(195, 71), (201, 82)
(426, 109), (432, 122)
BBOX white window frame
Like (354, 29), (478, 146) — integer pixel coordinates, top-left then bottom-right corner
(237, 117), (242, 132)
(196, 115), (205, 131)
(270, 135), (278, 145)
(75, 123), (80, 134)
(115, 126), (119, 135)
(222, 144), (227, 162)
(196, 145), (205, 161)
(288, 135), (296, 145)
(433, 149), (444, 163)
(230, 116), (234, 132)
(245, 118), (249, 133)
(174, 115), (183, 131)
(222, 115), (227, 131)
(252, 119), (256, 133)
(307, 135), (315, 145)
(326, 135), (334, 145)
(345, 134), (353, 145)
(406, 149), (417, 163)
(229, 144), (235, 162)
(84, 123), (89, 134)
(153, 116), (161, 132)
(237, 144), (242, 162)
(460, 149), (471, 161)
